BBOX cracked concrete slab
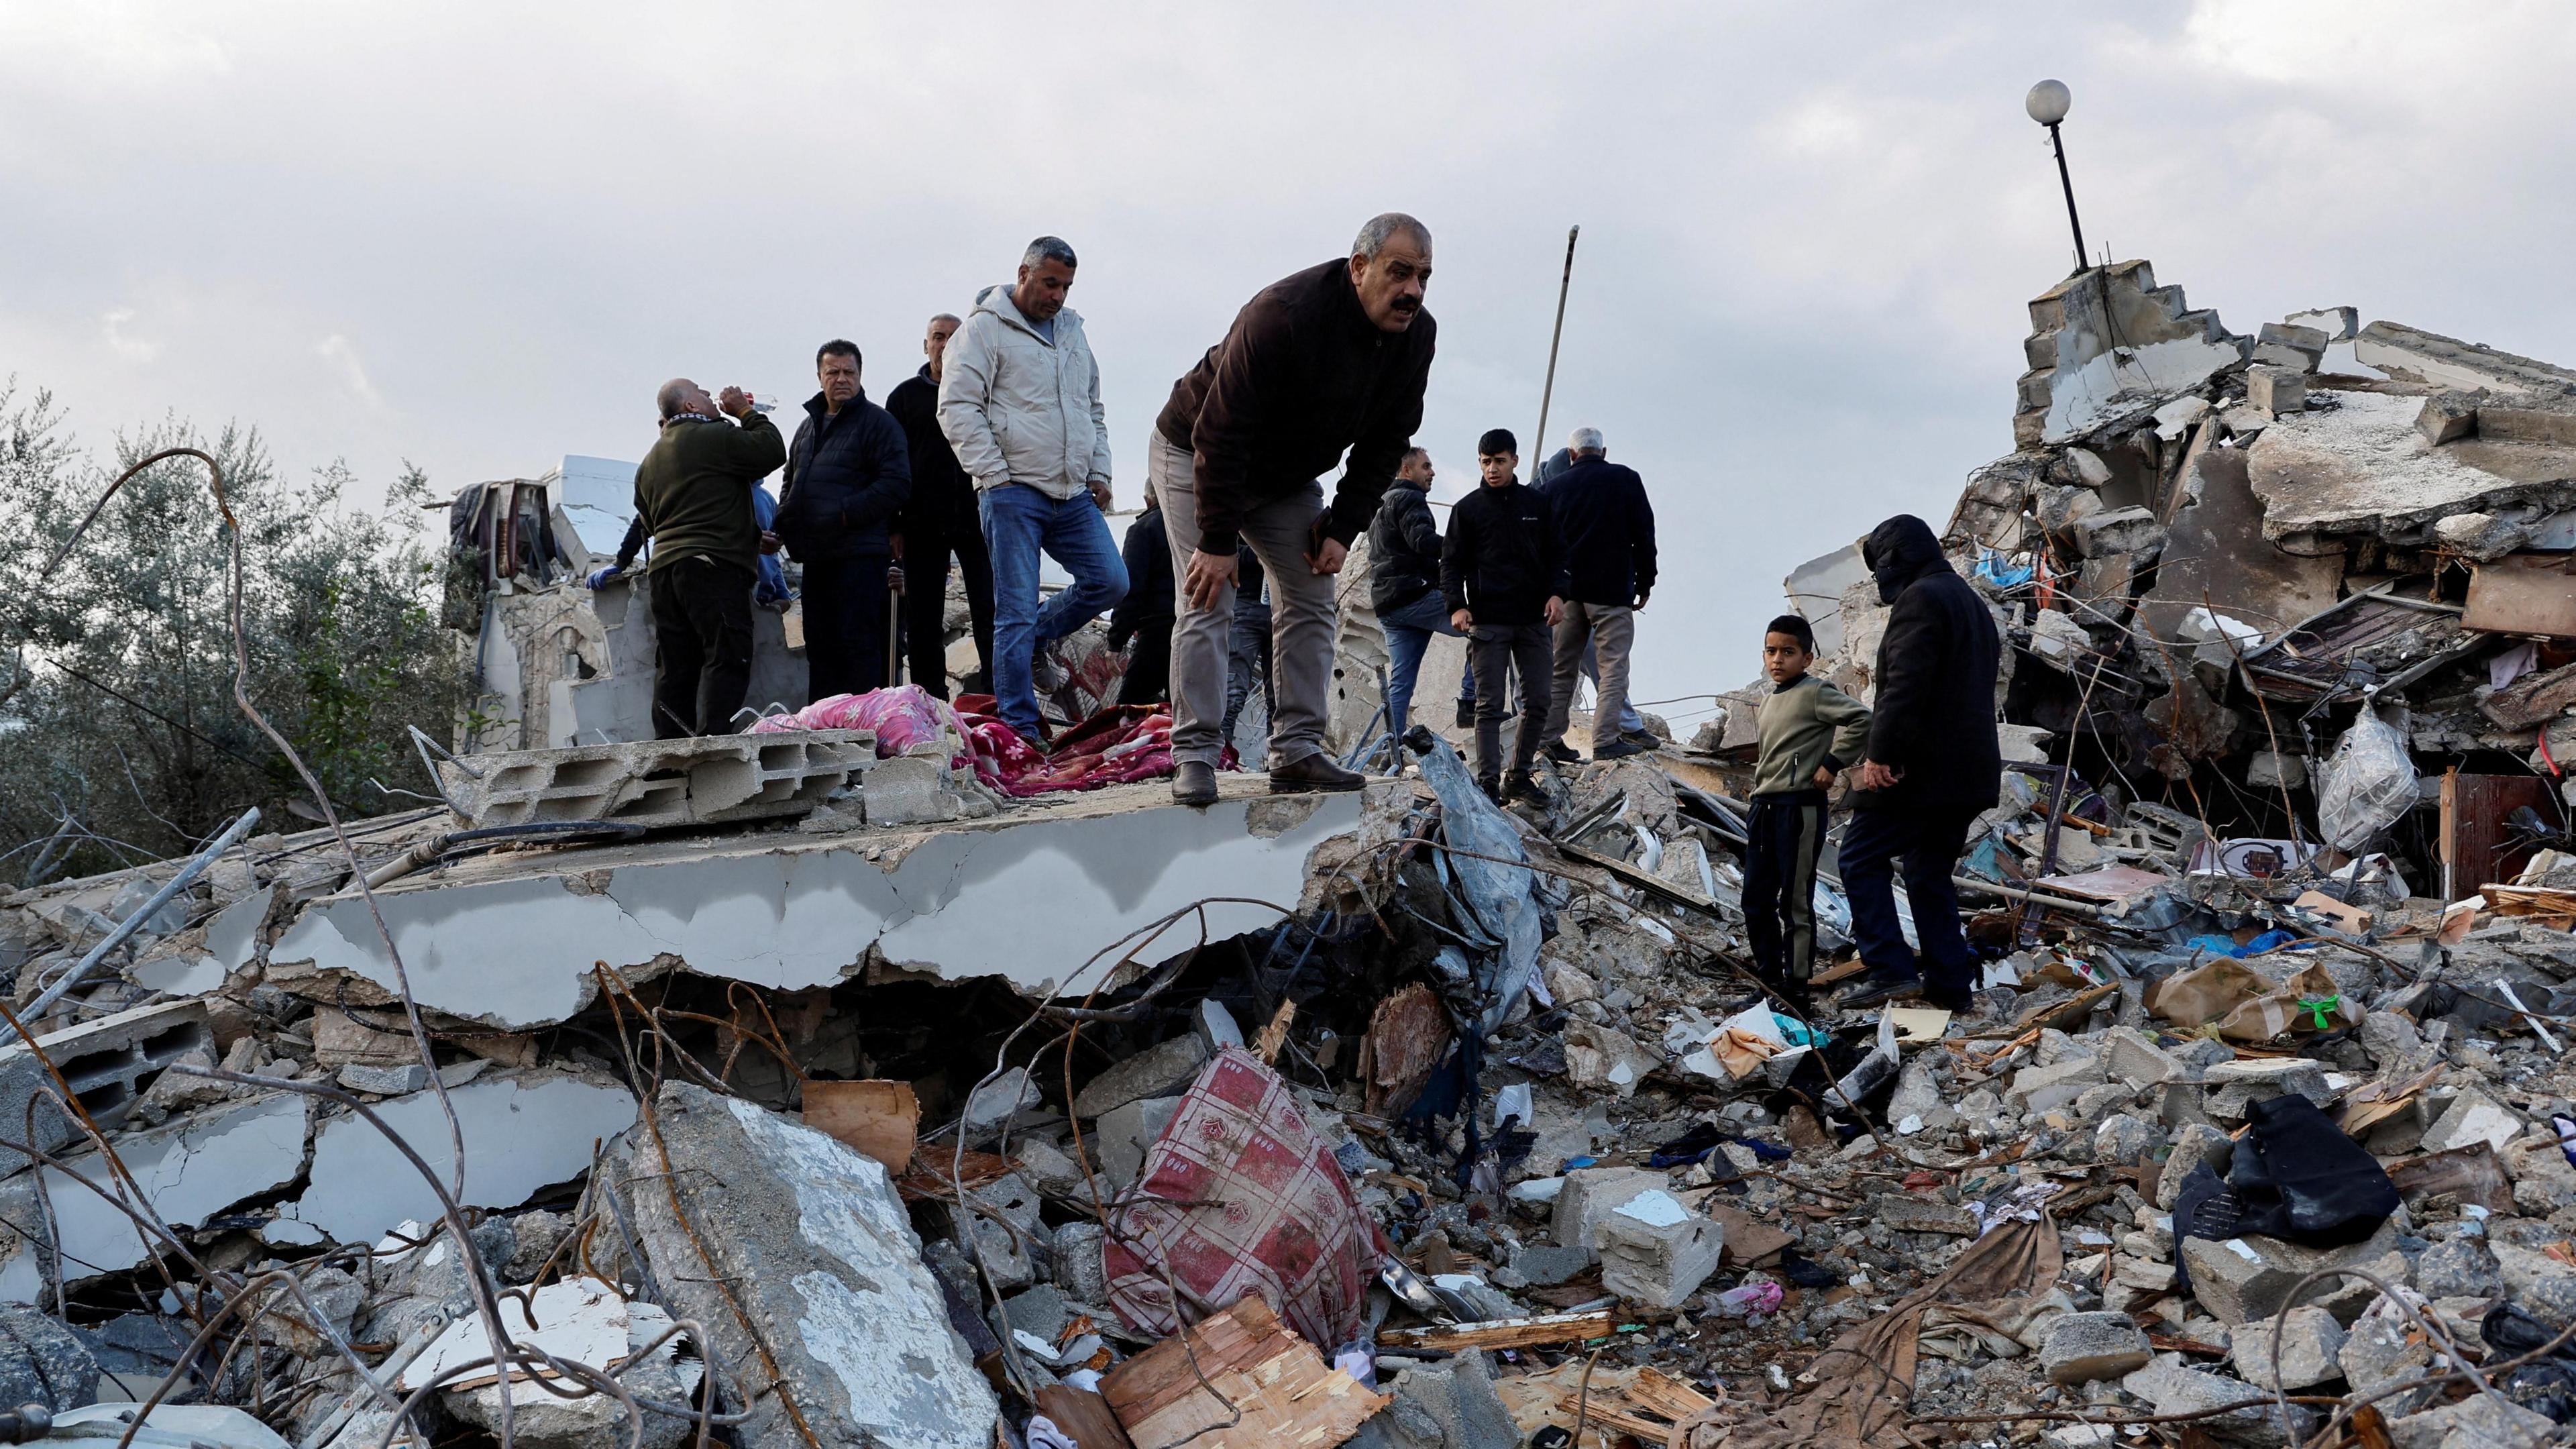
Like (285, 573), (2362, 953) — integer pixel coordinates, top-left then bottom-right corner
(288, 1069), (638, 1242)
(0, 1091), (311, 1303)
(268, 784), (1360, 1030)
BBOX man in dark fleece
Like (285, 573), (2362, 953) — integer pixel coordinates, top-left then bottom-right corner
(1106, 484), (1178, 706)
(632, 377), (784, 737)
(1440, 428), (1565, 802)
(1836, 514), (2003, 1012)
(775, 339), (912, 699)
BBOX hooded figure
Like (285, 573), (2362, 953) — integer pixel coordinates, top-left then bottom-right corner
(1835, 514), (2002, 1013)
(1852, 515), (2002, 815)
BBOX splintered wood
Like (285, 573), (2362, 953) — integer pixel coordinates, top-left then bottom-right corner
(1374, 1309), (1617, 1352)
(1100, 1295), (1389, 1449)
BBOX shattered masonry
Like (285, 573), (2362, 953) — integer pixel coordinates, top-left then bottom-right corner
(13, 255), (2576, 1449)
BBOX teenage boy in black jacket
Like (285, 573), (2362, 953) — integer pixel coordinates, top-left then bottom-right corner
(1440, 429), (1565, 802)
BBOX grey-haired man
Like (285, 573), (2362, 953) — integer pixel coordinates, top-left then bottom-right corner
(1540, 426), (1657, 760)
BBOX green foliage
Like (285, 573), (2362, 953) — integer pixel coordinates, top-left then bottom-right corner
(0, 380), (471, 880)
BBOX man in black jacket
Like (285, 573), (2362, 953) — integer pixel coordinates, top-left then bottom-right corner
(1837, 514), (2003, 1013)
(1539, 427), (1656, 762)
(885, 315), (994, 697)
(1370, 447), (1475, 739)
(775, 340), (912, 701)
(1150, 213), (1437, 805)
(1441, 429), (1565, 802)
(1107, 484), (1177, 706)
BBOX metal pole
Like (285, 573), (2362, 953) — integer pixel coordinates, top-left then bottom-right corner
(2047, 123), (2087, 273)
(1534, 225), (1580, 462)
(28, 806), (261, 1018)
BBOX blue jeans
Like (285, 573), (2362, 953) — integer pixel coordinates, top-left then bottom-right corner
(979, 484), (1127, 739)
(1379, 592), (1477, 739)
(1839, 802), (1981, 998)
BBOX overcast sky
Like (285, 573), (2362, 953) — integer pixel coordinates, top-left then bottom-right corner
(7, 1), (2575, 712)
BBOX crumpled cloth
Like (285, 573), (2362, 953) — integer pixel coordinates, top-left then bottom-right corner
(1666, 1216), (2062, 1449)
(1102, 1047), (1379, 1352)
(951, 698), (1173, 796)
(750, 682), (957, 755)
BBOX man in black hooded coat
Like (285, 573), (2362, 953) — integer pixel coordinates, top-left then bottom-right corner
(1836, 515), (2002, 1012)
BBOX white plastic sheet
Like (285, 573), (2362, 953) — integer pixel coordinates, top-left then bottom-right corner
(2316, 707), (2417, 851)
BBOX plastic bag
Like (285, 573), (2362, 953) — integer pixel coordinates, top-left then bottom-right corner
(2316, 707), (2416, 852)
(750, 683), (956, 758)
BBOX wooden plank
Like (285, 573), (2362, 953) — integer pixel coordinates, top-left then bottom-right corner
(2443, 772), (2558, 900)
(1375, 1310), (1618, 1352)
(1036, 1383), (1136, 1449)
(801, 1079), (919, 1172)
(1103, 1295), (1389, 1449)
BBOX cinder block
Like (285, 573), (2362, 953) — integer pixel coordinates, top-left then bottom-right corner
(440, 731), (877, 829)
(0, 1000), (213, 1180)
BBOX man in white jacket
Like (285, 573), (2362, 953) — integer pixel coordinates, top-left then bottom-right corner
(936, 236), (1128, 740)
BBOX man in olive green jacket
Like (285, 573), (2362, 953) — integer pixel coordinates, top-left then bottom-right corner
(633, 378), (786, 737)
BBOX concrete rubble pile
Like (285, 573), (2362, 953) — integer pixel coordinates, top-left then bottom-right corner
(11, 260), (2576, 1449)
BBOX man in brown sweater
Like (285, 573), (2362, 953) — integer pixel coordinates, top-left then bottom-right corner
(633, 378), (785, 737)
(1150, 213), (1438, 805)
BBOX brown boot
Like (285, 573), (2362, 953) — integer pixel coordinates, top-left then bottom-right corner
(1267, 753), (1364, 794)
(1171, 760), (1218, 806)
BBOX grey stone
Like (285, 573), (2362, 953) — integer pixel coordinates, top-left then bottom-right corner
(1348, 1348), (1521, 1449)
(2360, 1012), (2427, 1071)
(1507, 1241), (1593, 1288)
(962, 1066), (1044, 1137)
(2229, 1305), (2347, 1391)
(1873, 1194), (1980, 1236)
(2246, 751), (2308, 790)
(2041, 1311), (2153, 1384)
(2163, 1119), (2246, 1206)
(2255, 322), (2330, 372)
(2173, 1036), (2237, 1071)
(505, 1209), (573, 1283)
(2432, 512), (2530, 563)
(2097, 1114), (2161, 1166)
(2180, 1221), (2405, 1326)
(1008, 1136), (1090, 1199)
(337, 1061), (429, 1095)
(1595, 1197), (1723, 1309)
(945, 1173), (1042, 1295)
(2008, 1056), (2106, 1115)
(2340, 1307), (2438, 1411)
(2386, 1393), (2559, 1449)
(447, 1300), (704, 1449)
(1072, 1035), (1209, 1119)
(2204, 1059), (2330, 1120)
(2414, 1237), (2501, 1301)
(2248, 366), (2308, 418)
(356, 1218), (517, 1350)
(0, 1304), (99, 1413)
(602, 1081), (998, 1449)
(1552, 1167), (1668, 1256)
(2073, 505), (2167, 561)
(2425, 1089), (2524, 1155)
(2102, 1027), (2186, 1089)
(2123, 1352), (2317, 1446)
(991, 1283), (1068, 1344)
(1053, 1222), (1108, 1304)
(1096, 1094), (1184, 1190)
(862, 754), (962, 824)
(2505, 1136), (2576, 1216)
(2416, 391), (2481, 446)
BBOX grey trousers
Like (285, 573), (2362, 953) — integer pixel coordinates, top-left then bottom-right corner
(1149, 429), (1335, 769)
(1546, 601), (1635, 750)
(1470, 622), (1552, 785)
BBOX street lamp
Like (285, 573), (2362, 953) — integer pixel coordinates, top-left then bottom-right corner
(2025, 78), (2088, 275)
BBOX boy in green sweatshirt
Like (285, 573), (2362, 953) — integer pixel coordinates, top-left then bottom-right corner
(1746, 614), (1871, 1010)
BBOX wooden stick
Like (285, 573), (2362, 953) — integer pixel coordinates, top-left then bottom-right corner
(1376, 1309), (1617, 1352)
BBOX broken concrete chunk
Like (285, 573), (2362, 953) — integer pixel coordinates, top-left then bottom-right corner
(2178, 1220), (2403, 1326)
(0, 998), (213, 1179)
(2040, 1310), (2151, 1384)
(2286, 307), (2359, 343)
(1562, 1020), (1660, 1098)
(1595, 1191), (1723, 1309)
(2072, 505), (2165, 561)
(2254, 321), (2329, 373)
(2122, 1351), (2316, 1446)
(2247, 366), (2308, 418)
(2229, 1305), (2347, 1391)
(1072, 1034), (1208, 1119)
(606, 1082), (998, 1449)
(1872, 1193), (1980, 1236)
(2102, 1026), (2185, 1089)
(292, 1069), (637, 1244)
(862, 754), (963, 825)
(1553, 1167), (1668, 1258)
(0, 1304), (99, 1413)
(309, 1007), (416, 1069)
(2245, 751), (2308, 790)
(2424, 1087), (2522, 1155)
(336, 1061), (429, 1095)
(2384, 1393), (2560, 1449)
(2006, 1055), (2104, 1116)
(1095, 1093), (1183, 1190)
(2416, 390), (2481, 445)
(2431, 510), (2530, 561)
(960, 1065), (1044, 1137)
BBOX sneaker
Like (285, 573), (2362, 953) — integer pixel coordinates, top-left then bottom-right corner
(1540, 739), (1582, 764)
(1592, 738), (1650, 761)
(1837, 969), (1925, 1011)
(1503, 769), (1548, 804)
(1454, 699), (1477, 730)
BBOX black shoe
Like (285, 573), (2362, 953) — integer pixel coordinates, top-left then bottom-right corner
(1922, 987), (1976, 1014)
(1541, 739), (1582, 764)
(1269, 753), (1364, 794)
(1837, 969), (1925, 1011)
(1593, 738), (1650, 761)
(1455, 700), (1478, 729)
(1621, 727), (1662, 749)
(1504, 769), (1548, 804)
(1479, 777), (1504, 804)
(1171, 760), (1218, 806)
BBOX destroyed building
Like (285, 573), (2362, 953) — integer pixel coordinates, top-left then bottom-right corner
(11, 257), (2576, 1449)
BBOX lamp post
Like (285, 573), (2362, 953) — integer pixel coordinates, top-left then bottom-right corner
(2026, 78), (2087, 274)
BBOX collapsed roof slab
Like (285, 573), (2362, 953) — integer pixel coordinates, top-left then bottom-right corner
(2246, 390), (2576, 545)
(267, 777), (1362, 1032)
(2353, 321), (2576, 396)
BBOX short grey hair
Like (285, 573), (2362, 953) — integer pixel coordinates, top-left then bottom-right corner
(1352, 213), (1431, 260)
(655, 378), (690, 419)
(1021, 235), (1078, 270)
(1570, 427), (1605, 454)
